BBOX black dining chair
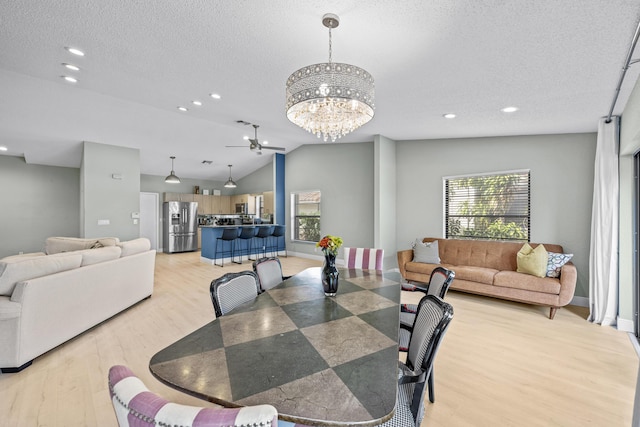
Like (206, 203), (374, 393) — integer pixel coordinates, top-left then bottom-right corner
(209, 271), (260, 317)
(252, 257), (290, 292)
(399, 267), (455, 329)
(233, 226), (256, 264)
(214, 227), (239, 267)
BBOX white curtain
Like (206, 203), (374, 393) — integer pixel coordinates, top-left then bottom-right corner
(588, 117), (620, 326)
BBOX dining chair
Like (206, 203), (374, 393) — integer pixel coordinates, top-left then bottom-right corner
(279, 295), (454, 427)
(252, 257), (290, 292)
(108, 365), (278, 427)
(209, 271), (260, 317)
(343, 247), (384, 271)
(400, 267), (455, 329)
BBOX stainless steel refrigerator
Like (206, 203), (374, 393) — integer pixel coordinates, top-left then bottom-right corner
(163, 201), (198, 253)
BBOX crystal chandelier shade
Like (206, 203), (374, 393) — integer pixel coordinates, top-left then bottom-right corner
(285, 14), (375, 142)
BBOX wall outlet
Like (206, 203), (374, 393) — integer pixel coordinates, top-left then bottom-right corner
(133, 219), (138, 225)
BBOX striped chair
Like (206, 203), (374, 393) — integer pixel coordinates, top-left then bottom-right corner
(209, 271), (260, 317)
(108, 365), (278, 427)
(343, 247), (384, 271)
(252, 257), (290, 292)
(399, 267), (455, 330)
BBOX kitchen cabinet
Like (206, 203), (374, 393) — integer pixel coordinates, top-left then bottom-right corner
(263, 191), (274, 214)
(164, 192), (180, 202)
(197, 228), (202, 249)
(219, 195), (231, 213)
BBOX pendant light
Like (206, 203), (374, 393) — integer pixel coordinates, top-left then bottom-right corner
(224, 164), (237, 188)
(164, 156), (181, 184)
(285, 13), (375, 142)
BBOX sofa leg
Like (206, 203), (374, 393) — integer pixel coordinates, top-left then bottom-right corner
(1, 360), (32, 373)
(549, 307), (558, 320)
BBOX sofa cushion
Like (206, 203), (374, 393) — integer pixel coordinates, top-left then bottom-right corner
(546, 252), (573, 278)
(45, 237), (120, 255)
(412, 239), (440, 263)
(516, 243), (548, 278)
(118, 238), (151, 257)
(74, 246), (123, 266)
(445, 265), (498, 285)
(0, 252), (46, 262)
(494, 271), (562, 295)
(0, 253), (82, 296)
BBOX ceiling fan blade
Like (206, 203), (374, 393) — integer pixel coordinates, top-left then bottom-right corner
(225, 145), (247, 148)
(261, 146), (286, 151)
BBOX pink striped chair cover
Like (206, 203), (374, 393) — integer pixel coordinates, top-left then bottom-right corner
(343, 247), (384, 271)
(108, 365), (278, 427)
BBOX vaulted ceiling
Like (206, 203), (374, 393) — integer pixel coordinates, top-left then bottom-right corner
(0, 1), (639, 181)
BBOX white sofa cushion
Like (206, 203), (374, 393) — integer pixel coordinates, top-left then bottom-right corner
(45, 237), (120, 255)
(118, 238), (151, 257)
(74, 246), (122, 266)
(0, 252), (46, 262)
(0, 253), (82, 296)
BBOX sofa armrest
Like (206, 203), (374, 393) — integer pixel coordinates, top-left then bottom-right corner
(397, 249), (414, 279)
(558, 262), (577, 306)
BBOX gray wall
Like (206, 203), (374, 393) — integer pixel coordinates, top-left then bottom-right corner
(234, 161), (274, 194)
(81, 142), (140, 240)
(619, 76), (640, 323)
(140, 174), (232, 197)
(285, 142), (375, 258)
(375, 135), (398, 268)
(395, 133), (597, 298)
(0, 156), (79, 257)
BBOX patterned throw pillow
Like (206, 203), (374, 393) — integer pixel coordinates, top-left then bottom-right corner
(412, 239), (440, 264)
(546, 252), (573, 278)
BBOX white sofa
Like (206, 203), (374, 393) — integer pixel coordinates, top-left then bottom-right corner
(0, 237), (156, 372)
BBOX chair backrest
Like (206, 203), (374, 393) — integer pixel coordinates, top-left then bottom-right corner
(209, 271), (260, 317)
(405, 294), (454, 374)
(253, 257), (285, 292)
(219, 227), (239, 241)
(108, 365), (278, 427)
(256, 226), (272, 238)
(271, 225), (285, 237)
(238, 226), (256, 239)
(427, 266), (456, 298)
(343, 247), (384, 271)
(404, 294), (454, 421)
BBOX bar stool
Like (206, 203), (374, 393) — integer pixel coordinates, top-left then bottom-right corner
(234, 226), (256, 264)
(252, 226), (273, 259)
(269, 225), (287, 257)
(215, 227), (239, 267)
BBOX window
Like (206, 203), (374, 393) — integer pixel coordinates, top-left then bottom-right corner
(445, 170), (530, 242)
(292, 191), (321, 242)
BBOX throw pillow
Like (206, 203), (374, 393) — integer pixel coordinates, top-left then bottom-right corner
(412, 239), (440, 264)
(546, 252), (573, 278)
(516, 243), (548, 278)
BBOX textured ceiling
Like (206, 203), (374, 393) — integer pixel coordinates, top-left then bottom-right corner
(0, 0), (639, 181)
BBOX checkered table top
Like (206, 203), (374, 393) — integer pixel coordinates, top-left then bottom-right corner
(150, 267), (402, 426)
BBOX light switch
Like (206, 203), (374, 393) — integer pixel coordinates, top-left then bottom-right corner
(133, 219), (139, 225)
(98, 219), (110, 225)
(131, 212), (140, 219)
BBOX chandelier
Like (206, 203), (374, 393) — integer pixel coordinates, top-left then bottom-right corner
(285, 13), (375, 142)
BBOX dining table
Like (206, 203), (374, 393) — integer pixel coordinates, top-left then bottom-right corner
(149, 267), (402, 426)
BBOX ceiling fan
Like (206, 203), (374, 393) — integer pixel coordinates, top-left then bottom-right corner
(226, 122), (285, 155)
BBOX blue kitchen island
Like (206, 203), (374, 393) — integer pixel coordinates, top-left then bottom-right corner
(200, 225), (285, 265)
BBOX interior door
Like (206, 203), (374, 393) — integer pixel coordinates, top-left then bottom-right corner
(140, 192), (159, 251)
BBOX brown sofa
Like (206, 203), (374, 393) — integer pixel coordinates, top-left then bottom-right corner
(397, 238), (577, 319)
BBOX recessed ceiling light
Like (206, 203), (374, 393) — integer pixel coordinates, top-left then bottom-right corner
(501, 106), (519, 113)
(443, 113), (456, 119)
(62, 63), (80, 71)
(192, 100), (202, 106)
(62, 75), (78, 83)
(210, 93), (221, 99)
(263, 140), (269, 145)
(243, 136), (249, 140)
(177, 106), (188, 112)
(0, 146), (7, 152)
(65, 47), (85, 56)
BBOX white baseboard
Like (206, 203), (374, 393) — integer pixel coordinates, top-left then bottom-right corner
(618, 316), (635, 333)
(570, 296), (589, 307)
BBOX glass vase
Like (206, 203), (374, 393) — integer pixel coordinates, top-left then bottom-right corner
(322, 252), (339, 296)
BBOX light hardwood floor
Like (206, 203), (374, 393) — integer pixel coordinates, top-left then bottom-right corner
(0, 252), (637, 426)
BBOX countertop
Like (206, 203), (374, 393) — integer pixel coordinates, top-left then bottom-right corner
(199, 224), (276, 228)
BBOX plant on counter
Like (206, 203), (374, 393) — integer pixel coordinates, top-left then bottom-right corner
(316, 235), (343, 257)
